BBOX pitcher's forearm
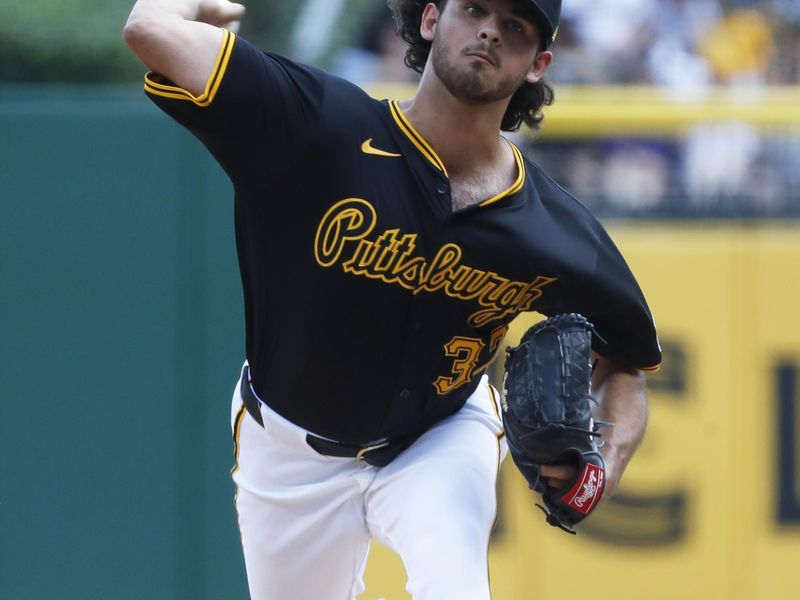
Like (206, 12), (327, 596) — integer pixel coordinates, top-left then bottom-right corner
(592, 365), (647, 495)
(126, 0), (244, 28)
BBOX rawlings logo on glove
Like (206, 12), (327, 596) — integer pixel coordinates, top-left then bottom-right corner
(564, 463), (604, 513)
(502, 313), (611, 534)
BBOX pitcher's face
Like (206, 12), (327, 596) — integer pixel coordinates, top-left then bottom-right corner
(422, 0), (552, 104)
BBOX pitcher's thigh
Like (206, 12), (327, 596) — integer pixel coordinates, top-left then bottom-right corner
(236, 483), (371, 600)
(232, 405), (373, 600)
(366, 418), (504, 600)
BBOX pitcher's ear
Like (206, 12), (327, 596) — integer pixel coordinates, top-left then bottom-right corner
(526, 51), (553, 84)
(420, 2), (441, 42)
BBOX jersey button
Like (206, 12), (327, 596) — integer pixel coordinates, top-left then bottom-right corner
(413, 321), (422, 331)
(436, 183), (448, 195)
(399, 388), (411, 399)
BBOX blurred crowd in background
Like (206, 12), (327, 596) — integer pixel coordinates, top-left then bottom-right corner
(327, 0), (800, 218)
(333, 0), (800, 87)
(554, 0), (797, 87)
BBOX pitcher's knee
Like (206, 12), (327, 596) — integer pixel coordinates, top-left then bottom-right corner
(402, 533), (492, 600)
(403, 523), (491, 576)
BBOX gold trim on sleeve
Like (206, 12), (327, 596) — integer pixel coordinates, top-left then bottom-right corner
(144, 29), (236, 107)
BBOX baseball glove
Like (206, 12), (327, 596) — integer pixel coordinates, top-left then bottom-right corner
(502, 313), (609, 534)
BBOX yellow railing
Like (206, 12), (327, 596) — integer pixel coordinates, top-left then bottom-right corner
(366, 84), (800, 138)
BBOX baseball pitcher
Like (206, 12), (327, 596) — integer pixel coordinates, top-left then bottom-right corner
(123, 0), (661, 597)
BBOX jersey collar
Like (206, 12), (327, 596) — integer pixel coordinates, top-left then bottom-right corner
(388, 100), (526, 207)
(388, 100), (449, 176)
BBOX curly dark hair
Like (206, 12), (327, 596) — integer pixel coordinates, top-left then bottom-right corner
(387, 0), (554, 132)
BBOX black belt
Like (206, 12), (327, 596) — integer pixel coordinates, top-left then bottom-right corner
(239, 366), (414, 467)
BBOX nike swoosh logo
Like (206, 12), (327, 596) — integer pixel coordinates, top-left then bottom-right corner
(361, 138), (401, 158)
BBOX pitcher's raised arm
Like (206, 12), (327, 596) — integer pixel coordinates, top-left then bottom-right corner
(123, 0), (245, 96)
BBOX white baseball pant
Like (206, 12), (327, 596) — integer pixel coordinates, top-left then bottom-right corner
(230, 367), (507, 600)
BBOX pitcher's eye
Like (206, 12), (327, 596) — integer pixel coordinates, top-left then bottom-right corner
(505, 19), (525, 34)
(465, 4), (485, 18)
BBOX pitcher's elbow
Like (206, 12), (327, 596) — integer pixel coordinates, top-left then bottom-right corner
(123, 16), (158, 51)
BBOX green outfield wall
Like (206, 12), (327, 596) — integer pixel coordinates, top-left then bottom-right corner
(1, 87), (248, 600)
(3, 88), (799, 600)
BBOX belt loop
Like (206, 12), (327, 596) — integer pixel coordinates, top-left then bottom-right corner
(240, 365), (265, 427)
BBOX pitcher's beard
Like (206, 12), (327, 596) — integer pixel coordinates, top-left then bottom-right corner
(431, 40), (528, 105)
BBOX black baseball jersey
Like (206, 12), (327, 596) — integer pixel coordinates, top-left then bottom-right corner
(145, 32), (661, 444)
